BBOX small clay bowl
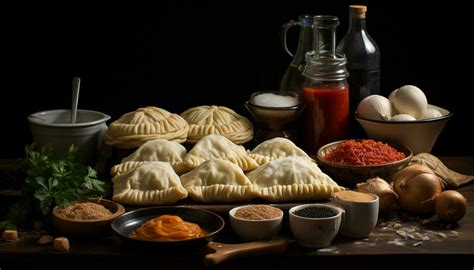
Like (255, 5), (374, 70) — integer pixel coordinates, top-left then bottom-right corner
(316, 139), (412, 187)
(52, 198), (125, 237)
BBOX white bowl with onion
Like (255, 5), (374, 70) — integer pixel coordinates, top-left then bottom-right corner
(355, 85), (453, 154)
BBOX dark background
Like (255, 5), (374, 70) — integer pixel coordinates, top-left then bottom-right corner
(2, 0), (472, 158)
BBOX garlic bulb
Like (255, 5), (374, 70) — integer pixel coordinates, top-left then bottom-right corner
(357, 95), (392, 120)
(355, 177), (398, 213)
(420, 107), (442, 119)
(390, 114), (416, 121)
(389, 85), (428, 119)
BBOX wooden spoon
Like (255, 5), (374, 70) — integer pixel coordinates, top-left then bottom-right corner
(204, 238), (288, 266)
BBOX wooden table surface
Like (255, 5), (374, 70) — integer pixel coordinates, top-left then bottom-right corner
(0, 157), (473, 270)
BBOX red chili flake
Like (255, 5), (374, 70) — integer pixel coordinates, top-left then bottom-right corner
(324, 139), (406, 165)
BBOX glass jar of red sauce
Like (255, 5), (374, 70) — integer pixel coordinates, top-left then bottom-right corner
(301, 15), (349, 154)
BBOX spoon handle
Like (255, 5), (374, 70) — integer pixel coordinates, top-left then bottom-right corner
(204, 238), (288, 266)
(71, 77), (81, 124)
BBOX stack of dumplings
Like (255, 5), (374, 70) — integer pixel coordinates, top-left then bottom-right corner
(181, 105), (253, 144)
(109, 130), (344, 205)
(105, 106), (189, 148)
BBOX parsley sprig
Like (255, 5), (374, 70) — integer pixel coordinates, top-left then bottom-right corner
(0, 144), (109, 229)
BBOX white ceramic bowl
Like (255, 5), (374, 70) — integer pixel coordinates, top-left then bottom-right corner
(355, 105), (453, 154)
(229, 205), (283, 241)
(28, 109), (110, 165)
(289, 204), (343, 248)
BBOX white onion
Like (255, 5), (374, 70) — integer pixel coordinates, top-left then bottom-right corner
(357, 95), (392, 120)
(420, 107), (443, 119)
(388, 88), (398, 100)
(393, 164), (443, 214)
(390, 85), (428, 119)
(390, 114), (416, 121)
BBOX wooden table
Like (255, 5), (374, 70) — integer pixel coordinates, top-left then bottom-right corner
(0, 157), (473, 270)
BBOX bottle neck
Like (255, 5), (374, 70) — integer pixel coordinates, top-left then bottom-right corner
(314, 27), (336, 54)
(313, 15), (339, 55)
(349, 16), (367, 31)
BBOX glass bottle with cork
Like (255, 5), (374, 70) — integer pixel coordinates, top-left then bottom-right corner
(336, 5), (380, 136)
(301, 15), (349, 154)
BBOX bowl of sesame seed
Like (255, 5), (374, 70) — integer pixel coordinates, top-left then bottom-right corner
(289, 203), (343, 248)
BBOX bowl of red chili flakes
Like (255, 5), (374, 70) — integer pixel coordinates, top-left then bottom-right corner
(316, 139), (412, 187)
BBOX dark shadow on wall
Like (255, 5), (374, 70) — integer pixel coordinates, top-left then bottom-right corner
(1, 0), (472, 158)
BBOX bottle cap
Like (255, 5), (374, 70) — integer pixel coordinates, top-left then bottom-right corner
(350, 5), (367, 19)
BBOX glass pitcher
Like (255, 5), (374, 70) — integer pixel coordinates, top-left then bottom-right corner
(279, 15), (313, 100)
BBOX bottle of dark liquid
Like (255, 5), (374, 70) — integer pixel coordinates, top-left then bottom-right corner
(336, 5), (380, 135)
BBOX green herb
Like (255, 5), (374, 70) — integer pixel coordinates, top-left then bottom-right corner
(0, 144), (109, 229)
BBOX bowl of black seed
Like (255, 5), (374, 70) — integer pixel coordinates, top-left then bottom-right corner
(289, 204), (344, 248)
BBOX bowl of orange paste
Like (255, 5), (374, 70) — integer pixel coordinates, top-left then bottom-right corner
(316, 139), (412, 187)
(111, 206), (225, 249)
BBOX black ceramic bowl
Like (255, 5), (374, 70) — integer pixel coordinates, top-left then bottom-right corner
(111, 206), (225, 250)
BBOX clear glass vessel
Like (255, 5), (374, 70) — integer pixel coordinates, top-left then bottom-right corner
(301, 15), (350, 154)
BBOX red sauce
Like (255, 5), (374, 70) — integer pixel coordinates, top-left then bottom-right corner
(302, 85), (349, 154)
(324, 139), (406, 165)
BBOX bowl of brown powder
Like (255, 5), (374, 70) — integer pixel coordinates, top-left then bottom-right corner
(52, 198), (125, 236)
(229, 205), (283, 241)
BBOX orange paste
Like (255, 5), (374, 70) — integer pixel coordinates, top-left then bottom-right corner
(130, 215), (204, 241)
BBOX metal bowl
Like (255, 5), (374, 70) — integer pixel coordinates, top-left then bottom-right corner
(316, 139), (413, 187)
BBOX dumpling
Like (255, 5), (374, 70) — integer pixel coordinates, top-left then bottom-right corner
(112, 139), (187, 175)
(112, 162), (188, 205)
(111, 161), (153, 176)
(181, 134), (259, 173)
(246, 156), (344, 202)
(181, 105), (253, 144)
(121, 139), (186, 163)
(105, 106), (189, 148)
(110, 161), (189, 176)
(180, 159), (258, 203)
(111, 161), (189, 177)
(248, 137), (313, 166)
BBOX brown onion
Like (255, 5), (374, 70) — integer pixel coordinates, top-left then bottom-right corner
(435, 190), (467, 223)
(355, 177), (398, 213)
(393, 164), (443, 214)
